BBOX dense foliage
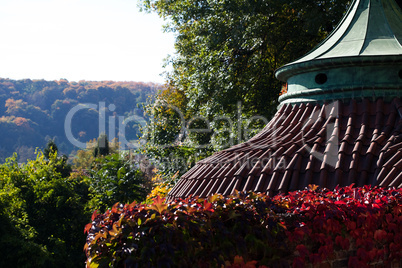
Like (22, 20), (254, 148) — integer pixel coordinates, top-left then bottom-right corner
(0, 152), (89, 267)
(140, 0), (350, 180)
(87, 153), (149, 212)
(72, 135), (120, 171)
(0, 78), (161, 162)
(85, 185), (402, 267)
(0, 140), (150, 267)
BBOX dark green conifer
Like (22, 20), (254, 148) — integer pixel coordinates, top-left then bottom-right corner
(93, 133), (110, 157)
(44, 139), (58, 159)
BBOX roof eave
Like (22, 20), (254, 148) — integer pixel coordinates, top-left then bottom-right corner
(275, 55), (402, 82)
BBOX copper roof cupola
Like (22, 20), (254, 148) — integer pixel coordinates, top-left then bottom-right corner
(276, 0), (402, 104)
(167, 0), (402, 200)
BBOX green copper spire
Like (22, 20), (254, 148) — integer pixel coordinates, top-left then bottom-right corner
(275, 0), (402, 104)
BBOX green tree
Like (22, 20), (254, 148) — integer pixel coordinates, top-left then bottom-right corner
(0, 152), (89, 267)
(93, 133), (110, 158)
(44, 139), (58, 159)
(0, 198), (52, 268)
(140, 85), (215, 181)
(43, 139), (72, 178)
(73, 137), (120, 171)
(142, 0), (349, 119)
(87, 153), (148, 212)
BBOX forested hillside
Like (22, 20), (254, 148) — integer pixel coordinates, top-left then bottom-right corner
(0, 78), (161, 162)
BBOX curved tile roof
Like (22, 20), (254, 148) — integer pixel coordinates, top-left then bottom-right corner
(168, 98), (402, 200)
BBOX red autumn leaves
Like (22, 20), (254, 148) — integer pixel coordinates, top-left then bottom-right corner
(85, 185), (402, 267)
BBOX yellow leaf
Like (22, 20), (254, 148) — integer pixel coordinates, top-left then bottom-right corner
(89, 260), (99, 268)
(308, 184), (319, 191)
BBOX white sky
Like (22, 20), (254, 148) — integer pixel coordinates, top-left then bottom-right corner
(0, 0), (176, 84)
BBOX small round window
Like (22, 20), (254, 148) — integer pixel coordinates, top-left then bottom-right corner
(315, 73), (327, 85)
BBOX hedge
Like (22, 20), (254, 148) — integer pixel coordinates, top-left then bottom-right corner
(84, 185), (402, 268)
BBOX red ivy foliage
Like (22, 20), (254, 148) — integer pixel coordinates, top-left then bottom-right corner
(84, 185), (402, 268)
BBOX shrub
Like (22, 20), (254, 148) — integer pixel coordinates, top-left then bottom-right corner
(84, 185), (402, 268)
(145, 171), (177, 202)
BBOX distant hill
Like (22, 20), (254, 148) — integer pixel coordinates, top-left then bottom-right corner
(0, 78), (163, 162)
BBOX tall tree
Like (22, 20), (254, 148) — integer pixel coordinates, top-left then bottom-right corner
(44, 139), (58, 159)
(142, 0), (349, 118)
(93, 133), (110, 158)
(43, 139), (72, 177)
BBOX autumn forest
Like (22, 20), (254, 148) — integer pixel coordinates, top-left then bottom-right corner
(0, 78), (161, 162)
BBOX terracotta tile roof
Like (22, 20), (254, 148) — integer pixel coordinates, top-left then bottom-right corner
(168, 98), (402, 200)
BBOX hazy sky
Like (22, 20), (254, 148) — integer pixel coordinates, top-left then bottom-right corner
(0, 0), (176, 84)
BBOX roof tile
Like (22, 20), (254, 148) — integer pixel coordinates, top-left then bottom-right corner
(168, 99), (402, 200)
